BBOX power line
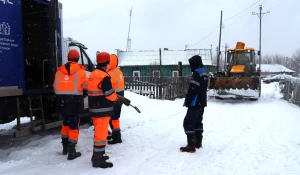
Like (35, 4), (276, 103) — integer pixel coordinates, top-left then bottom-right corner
(188, 25), (219, 48)
(223, 3), (258, 33)
(188, 0), (262, 48)
(223, 0), (261, 22)
(223, 13), (248, 33)
(268, 0), (285, 11)
(241, 15), (255, 33)
(261, 0), (268, 5)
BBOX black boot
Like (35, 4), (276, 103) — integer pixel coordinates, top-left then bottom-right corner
(180, 136), (196, 153)
(67, 143), (81, 160)
(195, 131), (203, 149)
(107, 130), (112, 140)
(91, 151), (109, 161)
(92, 151), (113, 168)
(107, 131), (122, 144)
(61, 138), (68, 155)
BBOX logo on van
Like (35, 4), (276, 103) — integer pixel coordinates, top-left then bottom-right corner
(0, 0), (13, 5)
(0, 22), (11, 36)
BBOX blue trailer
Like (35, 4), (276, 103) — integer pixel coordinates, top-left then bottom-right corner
(0, 0), (94, 137)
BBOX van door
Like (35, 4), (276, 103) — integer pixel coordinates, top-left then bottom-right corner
(23, 0), (55, 91)
(45, 0), (60, 89)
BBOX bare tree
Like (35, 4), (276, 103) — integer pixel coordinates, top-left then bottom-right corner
(292, 48), (300, 77)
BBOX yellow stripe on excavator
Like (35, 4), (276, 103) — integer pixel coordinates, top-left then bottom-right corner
(230, 65), (245, 73)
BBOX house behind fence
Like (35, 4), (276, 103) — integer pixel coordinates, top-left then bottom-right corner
(258, 64), (295, 77)
(117, 49), (217, 78)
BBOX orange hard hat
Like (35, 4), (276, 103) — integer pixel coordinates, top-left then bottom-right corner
(97, 52), (110, 64)
(67, 49), (80, 59)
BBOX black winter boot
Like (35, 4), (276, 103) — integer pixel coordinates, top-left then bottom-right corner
(92, 151), (113, 168)
(61, 138), (68, 155)
(67, 144), (81, 160)
(195, 131), (203, 149)
(180, 136), (196, 153)
(107, 131), (122, 144)
(91, 151), (109, 161)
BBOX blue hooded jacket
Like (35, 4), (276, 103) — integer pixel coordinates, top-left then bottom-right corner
(183, 55), (208, 107)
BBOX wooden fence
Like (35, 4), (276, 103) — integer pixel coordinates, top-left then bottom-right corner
(124, 76), (191, 100)
(281, 78), (300, 107)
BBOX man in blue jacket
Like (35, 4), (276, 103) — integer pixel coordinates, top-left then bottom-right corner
(180, 55), (208, 153)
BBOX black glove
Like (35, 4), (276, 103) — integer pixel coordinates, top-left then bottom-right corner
(116, 95), (131, 106)
(83, 89), (88, 98)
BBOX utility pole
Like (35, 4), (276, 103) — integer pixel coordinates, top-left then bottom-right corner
(159, 48), (162, 76)
(217, 10), (223, 72)
(185, 44), (188, 50)
(126, 7), (133, 51)
(224, 43), (228, 70)
(215, 46), (219, 67)
(210, 44), (213, 61)
(252, 5), (270, 72)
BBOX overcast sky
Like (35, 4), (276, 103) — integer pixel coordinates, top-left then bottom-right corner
(61, 0), (299, 60)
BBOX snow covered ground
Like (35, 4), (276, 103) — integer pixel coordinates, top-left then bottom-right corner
(0, 117), (32, 131)
(0, 82), (300, 175)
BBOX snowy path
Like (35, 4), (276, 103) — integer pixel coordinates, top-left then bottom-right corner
(0, 82), (300, 175)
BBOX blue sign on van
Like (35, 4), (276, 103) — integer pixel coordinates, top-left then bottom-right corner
(0, 0), (25, 88)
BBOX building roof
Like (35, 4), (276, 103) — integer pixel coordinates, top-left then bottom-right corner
(257, 64), (295, 73)
(117, 49), (213, 66)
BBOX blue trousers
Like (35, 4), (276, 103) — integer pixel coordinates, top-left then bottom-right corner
(183, 107), (204, 136)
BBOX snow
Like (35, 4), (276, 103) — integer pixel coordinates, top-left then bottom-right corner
(0, 117), (33, 130)
(1, 82), (300, 174)
(208, 88), (260, 99)
(263, 74), (295, 81)
(118, 49), (213, 66)
(257, 64), (295, 73)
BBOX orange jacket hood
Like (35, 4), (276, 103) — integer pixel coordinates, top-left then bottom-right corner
(107, 54), (119, 72)
(59, 62), (85, 75)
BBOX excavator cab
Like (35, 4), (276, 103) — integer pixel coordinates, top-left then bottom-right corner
(226, 43), (257, 78)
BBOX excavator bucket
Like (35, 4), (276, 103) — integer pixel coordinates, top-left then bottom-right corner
(208, 76), (261, 100)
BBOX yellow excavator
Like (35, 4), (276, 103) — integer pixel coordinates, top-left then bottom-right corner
(209, 42), (261, 100)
